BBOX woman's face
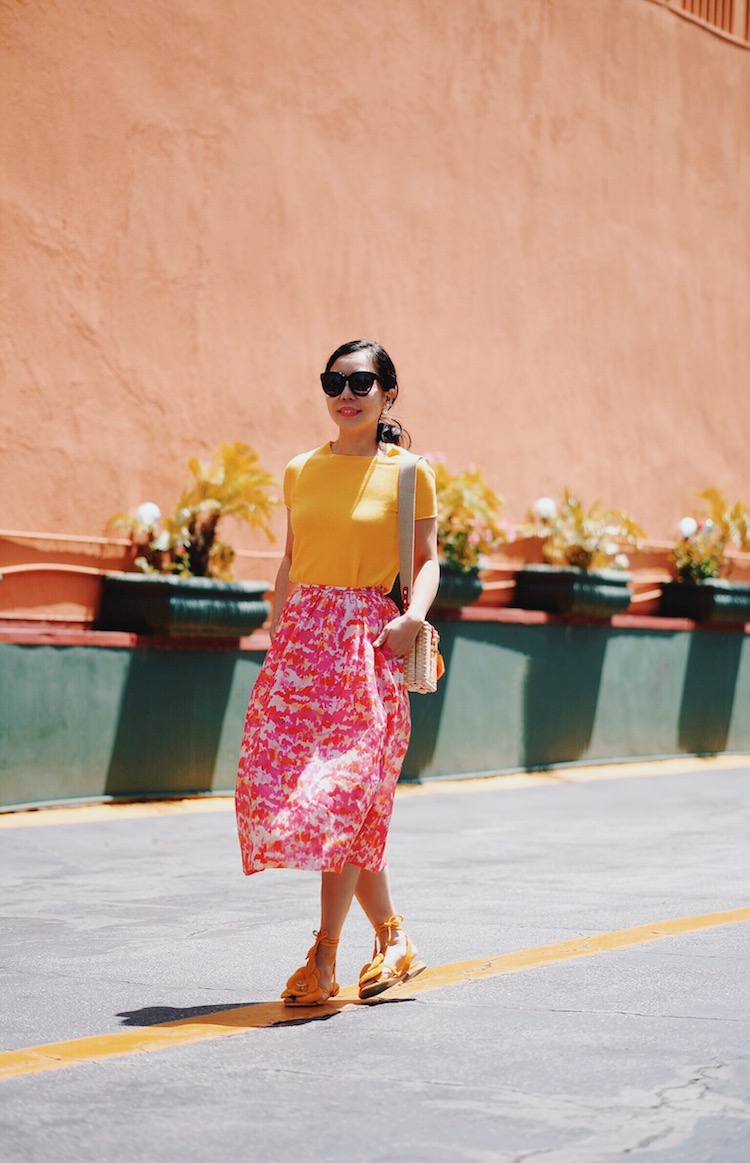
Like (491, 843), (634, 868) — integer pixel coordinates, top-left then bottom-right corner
(325, 350), (392, 439)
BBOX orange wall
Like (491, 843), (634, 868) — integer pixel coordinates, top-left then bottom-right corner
(3, 0), (749, 550)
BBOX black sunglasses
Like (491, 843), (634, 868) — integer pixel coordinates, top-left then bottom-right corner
(320, 370), (382, 397)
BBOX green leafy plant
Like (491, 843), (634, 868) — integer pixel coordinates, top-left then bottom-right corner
(431, 457), (508, 572)
(523, 490), (644, 571)
(112, 442), (278, 580)
(671, 489), (750, 581)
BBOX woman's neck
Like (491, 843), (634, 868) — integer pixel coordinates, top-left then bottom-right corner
(331, 432), (381, 457)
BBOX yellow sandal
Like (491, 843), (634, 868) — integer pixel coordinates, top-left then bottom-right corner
(282, 930), (340, 1007)
(358, 914), (427, 1000)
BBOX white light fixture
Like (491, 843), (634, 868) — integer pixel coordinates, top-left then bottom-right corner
(533, 496), (557, 520)
(134, 502), (162, 529)
(677, 516), (698, 539)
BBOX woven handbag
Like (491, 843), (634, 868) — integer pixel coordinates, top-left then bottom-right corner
(398, 455), (441, 694)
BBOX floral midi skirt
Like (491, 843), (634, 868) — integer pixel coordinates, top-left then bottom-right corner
(235, 584), (410, 876)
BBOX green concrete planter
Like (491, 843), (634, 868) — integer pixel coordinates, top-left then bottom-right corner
(434, 564), (483, 610)
(514, 565), (632, 618)
(99, 573), (271, 637)
(658, 579), (750, 624)
(3, 613), (750, 808)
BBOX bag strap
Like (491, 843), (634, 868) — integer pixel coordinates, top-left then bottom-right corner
(397, 453), (422, 611)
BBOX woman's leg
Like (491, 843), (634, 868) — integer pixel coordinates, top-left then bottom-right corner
(354, 865), (396, 927)
(311, 865), (411, 987)
(312, 863), (360, 987)
(320, 863), (360, 932)
(355, 866), (410, 967)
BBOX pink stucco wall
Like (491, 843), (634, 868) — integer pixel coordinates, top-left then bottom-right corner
(2, 0), (749, 555)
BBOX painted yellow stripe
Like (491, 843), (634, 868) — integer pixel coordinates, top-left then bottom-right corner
(2, 905), (748, 1082)
(3, 756), (749, 827)
(402, 905), (750, 993)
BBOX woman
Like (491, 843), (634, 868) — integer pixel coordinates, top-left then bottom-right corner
(235, 339), (440, 1005)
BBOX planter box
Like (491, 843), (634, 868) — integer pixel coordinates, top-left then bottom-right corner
(3, 611), (750, 808)
(99, 573), (271, 637)
(658, 579), (750, 624)
(514, 565), (632, 617)
(433, 564), (483, 610)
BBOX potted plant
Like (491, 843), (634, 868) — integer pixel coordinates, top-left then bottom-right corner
(430, 457), (508, 608)
(659, 489), (750, 623)
(101, 442), (279, 637)
(515, 490), (644, 617)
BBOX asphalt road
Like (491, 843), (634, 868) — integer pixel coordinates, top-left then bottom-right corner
(1, 757), (749, 1163)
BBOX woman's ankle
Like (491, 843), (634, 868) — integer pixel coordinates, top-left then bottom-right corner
(315, 941), (338, 979)
(374, 915), (407, 956)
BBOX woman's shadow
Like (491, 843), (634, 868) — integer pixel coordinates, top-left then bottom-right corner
(117, 995), (413, 1030)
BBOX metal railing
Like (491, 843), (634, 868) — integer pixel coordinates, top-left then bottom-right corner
(672, 0), (750, 39)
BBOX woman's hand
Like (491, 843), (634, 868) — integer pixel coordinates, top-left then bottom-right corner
(374, 515), (440, 658)
(373, 612), (424, 658)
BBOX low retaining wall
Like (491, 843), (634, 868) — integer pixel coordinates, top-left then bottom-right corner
(407, 611), (750, 777)
(1, 611), (749, 810)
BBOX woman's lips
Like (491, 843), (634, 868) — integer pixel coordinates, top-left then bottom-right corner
(338, 407), (359, 417)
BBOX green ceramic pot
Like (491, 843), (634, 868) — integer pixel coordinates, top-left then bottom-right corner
(658, 579), (750, 624)
(434, 564), (484, 610)
(99, 573), (271, 637)
(514, 565), (632, 617)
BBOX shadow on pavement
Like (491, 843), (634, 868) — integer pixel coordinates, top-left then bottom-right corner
(117, 1004), (258, 1027)
(117, 994), (415, 1030)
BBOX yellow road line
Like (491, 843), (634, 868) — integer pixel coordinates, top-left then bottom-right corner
(402, 905), (750, 992)
(396, 755), (750, 797)
(0, 798), (234, 828)
(3, 755), (749, 827)
(2, 905), (748, 1082)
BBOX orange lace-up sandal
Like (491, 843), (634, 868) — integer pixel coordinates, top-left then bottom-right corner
(281, 930), (340, 1007)
(358, 914), (427, 1000)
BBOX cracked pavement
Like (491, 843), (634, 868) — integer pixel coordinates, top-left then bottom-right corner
(1, 761), (749, 1162)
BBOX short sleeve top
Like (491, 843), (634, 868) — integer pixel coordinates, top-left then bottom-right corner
(283, 443), (437, 591)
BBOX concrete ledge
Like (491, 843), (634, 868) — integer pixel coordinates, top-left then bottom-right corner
(1, 613), (748, 809)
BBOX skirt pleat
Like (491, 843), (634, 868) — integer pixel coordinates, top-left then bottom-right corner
(235, 585), (410, 875)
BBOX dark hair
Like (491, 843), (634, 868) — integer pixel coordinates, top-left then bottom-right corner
(324, 339), (411, 447)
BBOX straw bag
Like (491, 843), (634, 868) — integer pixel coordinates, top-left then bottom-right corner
(398, 456), (441, 694)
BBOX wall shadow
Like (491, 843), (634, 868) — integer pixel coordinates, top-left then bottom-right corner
(402, 622), (458, 777)
(104, 645), (239, 797)
(404, 618), (611, 778)
(522, 623), (608, 770)
(678, 628), (744, 755)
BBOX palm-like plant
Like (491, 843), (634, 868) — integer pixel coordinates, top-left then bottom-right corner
(672, 488), (750, 581)
(176, 443), (278, 577)
(524, 490), (644, 571)
(113, 443), (278, 579)
(432, 460), (507, 572)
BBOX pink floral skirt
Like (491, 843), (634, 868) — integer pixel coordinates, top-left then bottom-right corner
(235, 584), (410, 876)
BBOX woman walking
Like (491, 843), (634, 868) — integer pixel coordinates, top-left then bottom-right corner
(235, 339), (440, 1005)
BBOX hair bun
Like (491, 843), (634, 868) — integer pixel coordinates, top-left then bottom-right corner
(378, 417), (411, 447)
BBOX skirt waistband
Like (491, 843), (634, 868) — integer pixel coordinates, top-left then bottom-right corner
(295, 583), (388, 595)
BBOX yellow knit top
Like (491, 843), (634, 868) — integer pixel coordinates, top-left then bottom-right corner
(283, 443), (437, 591)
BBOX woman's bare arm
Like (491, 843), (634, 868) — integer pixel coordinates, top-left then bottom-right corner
(269, 510), (296, 639)
(374, 515), (440, 657)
